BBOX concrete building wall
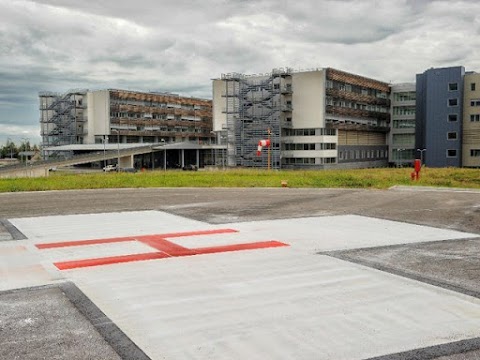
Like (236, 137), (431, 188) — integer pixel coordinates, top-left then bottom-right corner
(463, 72), (480, 167)
(416, 66), (464, 167)
(291, 71), (326, 129)
(212, 79), (227, 132)
(86, 90), (110, 144)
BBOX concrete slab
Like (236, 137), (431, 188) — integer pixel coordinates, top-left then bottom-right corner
(66, 251), (480, 360)
(223, 215), (478, 252)
(7, 210), (480, 359)
(9, 210), (210, 242)
(0, 284), (122, 360)
(327, 238), (480, 300)
(0, 241), (60, 291)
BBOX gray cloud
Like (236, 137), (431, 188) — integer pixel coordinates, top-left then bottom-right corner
(1, 0), (480, 145)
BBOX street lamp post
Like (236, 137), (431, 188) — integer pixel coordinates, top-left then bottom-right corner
(219, 133), (226, 170)
(22, 137), (29, 176)
(7, 137), (13, 159)
(417, 148), (426, 166)
(102, 135), (108, 169)
(396, 148), (405, 167)
(160, 139), (166, 171)
(112, 130), (120, 170)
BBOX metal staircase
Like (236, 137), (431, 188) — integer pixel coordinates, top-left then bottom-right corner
(222, 69), (292, 169)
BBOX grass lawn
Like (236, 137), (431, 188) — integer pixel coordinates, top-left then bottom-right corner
(0, 167), (479, 193)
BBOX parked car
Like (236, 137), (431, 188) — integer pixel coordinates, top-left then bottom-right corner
(182, 164), (198, 171)
(103, 164), (117, 172)
(118, 167), (137, 173)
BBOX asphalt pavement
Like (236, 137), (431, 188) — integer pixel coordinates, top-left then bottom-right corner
(1, 186), (480, 359)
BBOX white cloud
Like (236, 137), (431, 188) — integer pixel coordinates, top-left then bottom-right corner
(1, 0), (480, 144)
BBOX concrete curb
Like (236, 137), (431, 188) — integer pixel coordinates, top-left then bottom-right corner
(390, 185), (480, 193)
(0, 218), (27, 240)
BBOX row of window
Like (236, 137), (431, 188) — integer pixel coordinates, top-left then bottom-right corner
(338, 149), (388, 161)
(392, 149), (415, 160)
(393, 132), (458, 143)
(283, 157), (336, 165)
(392, 149), (480, 160)
(392, 106), (416, 116)
(389, 149), (459, 159)
(326, 97), (389, 113)
(111, 99), (208, 111)
(449, 112), (480, 122)
(447, 82), (478, 92)
(392, 134), (415, 146)
(283, 143), (337, 151)
(326, 80), (388, 99)
(471, 100), (480, 107)
(393, 119), (415, 129)
(111, 112), (208, 122)
(394, 92), (416, 102)
(282, 128), (336, 136)
(110, 126), (209, 133)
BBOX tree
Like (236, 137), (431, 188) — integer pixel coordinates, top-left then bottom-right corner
(1, 140), (18, 159)
(18, 140), (31, 152)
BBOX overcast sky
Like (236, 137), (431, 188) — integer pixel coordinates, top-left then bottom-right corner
(1, 0), (480, 146)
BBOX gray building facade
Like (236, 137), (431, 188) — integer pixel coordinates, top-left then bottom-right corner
(416, 66), (465, 167)
(389, 83), (416, 166)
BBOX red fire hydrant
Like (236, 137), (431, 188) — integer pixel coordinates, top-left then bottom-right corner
(411, 159), (421, 181)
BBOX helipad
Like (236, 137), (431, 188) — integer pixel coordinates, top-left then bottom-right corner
(2, 210), (480, 359)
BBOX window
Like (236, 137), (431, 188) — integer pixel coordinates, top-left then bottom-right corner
(447, 149), (457, 158)
(448, 114), (458, 122)
(393, 120), (415, 128)
(447, 132), (458, 140)
(448, 83), (458, 91)
(470, 114), (480, 122)
(472, 83), (476, 91)
(448, 98), (458, 107)
(471, 149), (480, 157)
(471, 100), (480, 107)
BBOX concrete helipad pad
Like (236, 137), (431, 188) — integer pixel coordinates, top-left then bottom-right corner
(4, 211), (480, 359)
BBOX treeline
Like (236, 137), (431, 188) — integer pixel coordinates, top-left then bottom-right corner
(1, 140), (39, 159)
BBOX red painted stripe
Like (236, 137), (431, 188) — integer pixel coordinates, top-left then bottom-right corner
(36, 237), (136, 249)
(192, 241), (288, 255)
(55, 252), (170, 270)
(139, 238), (197, 256)
(54, 240), (289, 270)
(36, 229), (238, 250)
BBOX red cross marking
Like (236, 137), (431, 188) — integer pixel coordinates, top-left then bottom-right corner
(35, 228), (289, 270)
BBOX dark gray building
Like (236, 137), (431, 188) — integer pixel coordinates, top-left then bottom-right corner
(416, 66), (465, 167)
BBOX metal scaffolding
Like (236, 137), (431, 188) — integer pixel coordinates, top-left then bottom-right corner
(39, 90), (87, 148)
(221, 69), (292, 169)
